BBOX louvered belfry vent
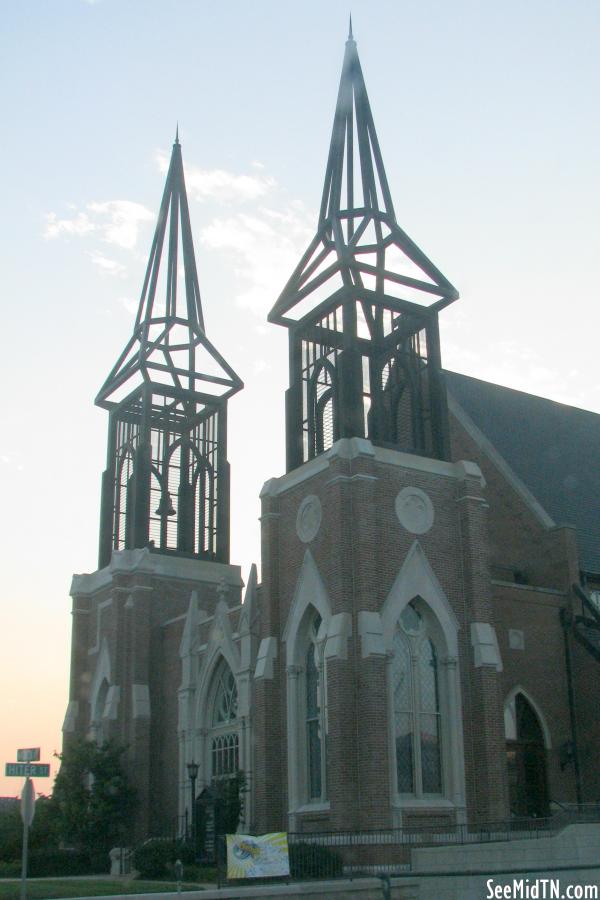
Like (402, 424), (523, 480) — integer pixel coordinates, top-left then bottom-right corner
(269, 30), (458, 471)
(96, 133), (243, 568)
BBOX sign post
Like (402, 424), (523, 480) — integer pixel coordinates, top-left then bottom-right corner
(3, 748), (48, 900)
(20, 777), (36, 900)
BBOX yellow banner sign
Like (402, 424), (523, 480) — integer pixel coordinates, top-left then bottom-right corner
(226, 832), (290, 879)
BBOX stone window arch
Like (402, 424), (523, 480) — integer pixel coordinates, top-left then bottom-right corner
(304, 610), (326, 801)
(287, 604), (328, 810)
(382, 542), (466, 818)
(207, 658), (239, 781)
(391, 599), (444, 798)
(504, 687), (550, 818)
(92, 678), (110, 745)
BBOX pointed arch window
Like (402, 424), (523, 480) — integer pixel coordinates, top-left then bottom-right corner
(392, 602), (443, 797)
(114, 445), (135, 549)
(308, 359), (339, 458)
(505, 691), (549, 818)
(92, 678), (110, 746)
(301, 610), (327, 803)
(208, 660), (239, 781)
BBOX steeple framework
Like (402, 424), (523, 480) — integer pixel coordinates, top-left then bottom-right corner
(270, 33), (458, 471)
(96, 136), (243, 568)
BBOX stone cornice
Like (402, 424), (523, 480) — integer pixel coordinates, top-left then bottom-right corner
(260, 437), (484, 499)
(71, 548), (243, 597)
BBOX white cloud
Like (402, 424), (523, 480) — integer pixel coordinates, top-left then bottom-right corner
(89, 252), (126, 276)
(442, 332), (597, 410)
(87, 200), (154, 249)
(44, 211), (94, 239)
(44, 200), (153, 251)
(118, 296), (139, 315)
(200, 204), (313, 316)
(252, 359), (270, 375)
(155, 151), (276, 203)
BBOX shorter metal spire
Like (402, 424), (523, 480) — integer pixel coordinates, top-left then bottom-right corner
(175, 122), (179, 145)
(348, 13), (354, 41)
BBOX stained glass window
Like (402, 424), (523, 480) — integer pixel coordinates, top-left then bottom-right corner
(211, 663), (238, 726)
(419, 640), (442, 793)
(306, 644), (322, 799)
(209, 661), (240, 783)
(392, 632), (414, 793)
(211, 733), (239, 778)
(393, 604), (443, 796)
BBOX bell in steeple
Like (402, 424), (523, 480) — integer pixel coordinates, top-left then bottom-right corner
(96, 131), (243, 568)
(270, 29), (458, 471)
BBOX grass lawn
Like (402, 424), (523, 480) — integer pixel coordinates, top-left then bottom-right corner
(0, 879), (206, 899)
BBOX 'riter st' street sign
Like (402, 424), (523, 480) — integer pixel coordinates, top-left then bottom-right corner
(5, 763), (50, 777)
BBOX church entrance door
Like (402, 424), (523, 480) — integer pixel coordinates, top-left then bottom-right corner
(506, 693), (549, 818)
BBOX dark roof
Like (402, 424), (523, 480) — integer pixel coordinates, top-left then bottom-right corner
(445, 370), (600, 576)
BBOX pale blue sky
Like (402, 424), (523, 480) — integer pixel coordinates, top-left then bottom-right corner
(1, 0), (599, 793)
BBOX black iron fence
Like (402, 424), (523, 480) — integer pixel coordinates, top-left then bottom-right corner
(213, 803), (600, 887)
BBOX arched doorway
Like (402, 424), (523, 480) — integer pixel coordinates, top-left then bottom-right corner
(506, 693), (549, 818)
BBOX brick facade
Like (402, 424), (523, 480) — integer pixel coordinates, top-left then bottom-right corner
(64, 405), (594, 847)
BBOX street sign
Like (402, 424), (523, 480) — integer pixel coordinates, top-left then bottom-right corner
(21, 778), (35, 826)
(5, 763), (50, 777)
(17, 749), (40, 763)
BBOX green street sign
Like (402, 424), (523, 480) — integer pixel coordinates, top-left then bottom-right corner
(17, 748), (40, 763)
(5, 763), (50, 777)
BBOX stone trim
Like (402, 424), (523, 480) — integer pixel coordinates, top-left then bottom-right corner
(491, 579), (565, 596)
(324, 613), (352, 661)
(104, 685), (120, 720)
(254, 637), (278, 680)
(71, 548), (243, 596)
(62, 700), (79, 733)
(132, 684), (151, 719)
(261, 437), (485, 499)
(470, 622), (503, 671)
(382, 542), (460, 657)
(504, 685), (552, 748)
(357, 611), (387, 659)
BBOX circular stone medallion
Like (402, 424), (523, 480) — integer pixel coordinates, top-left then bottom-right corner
(395, 487), (434, 535)
(296, 495), (322, 543)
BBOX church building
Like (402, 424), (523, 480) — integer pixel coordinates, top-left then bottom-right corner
(63, 29), (600, 852)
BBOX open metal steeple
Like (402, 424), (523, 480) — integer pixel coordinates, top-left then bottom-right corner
(96, 135), (242, 567)
(270, 31), (458, 471)
(97, 135), (242, 409)
(269, 30), (458, 326)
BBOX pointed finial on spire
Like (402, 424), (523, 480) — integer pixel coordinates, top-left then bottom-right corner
(348, 13), (354, 41)
(174, 123), (180, 145)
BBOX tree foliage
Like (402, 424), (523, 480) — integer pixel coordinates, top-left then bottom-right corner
(51, 738), (136, 854)
(0, 795), (59, 860)
(213, 771), (246, 835)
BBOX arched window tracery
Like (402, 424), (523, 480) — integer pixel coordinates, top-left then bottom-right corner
(93, 678), (110, 746)
(208, 659), (239, 781)
(114, 445), (135, 549)
(392, 601), (443, 797)
(299, 609), (327, 804)
(307, 359), (339, 458)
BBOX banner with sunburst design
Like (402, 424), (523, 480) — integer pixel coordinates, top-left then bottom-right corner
(226, 832), (290, 879)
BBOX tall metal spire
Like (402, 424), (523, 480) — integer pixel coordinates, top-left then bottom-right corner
(96, 137), (242, 408)
(270, 35), (458, 472)
(96, 135), (242, 566)
(269, 34), (458, 325)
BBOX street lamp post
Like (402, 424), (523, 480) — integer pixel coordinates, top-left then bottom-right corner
(186, 761), (199, 849)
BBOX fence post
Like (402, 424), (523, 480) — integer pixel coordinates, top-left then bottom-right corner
(379, 873), (391, 900)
